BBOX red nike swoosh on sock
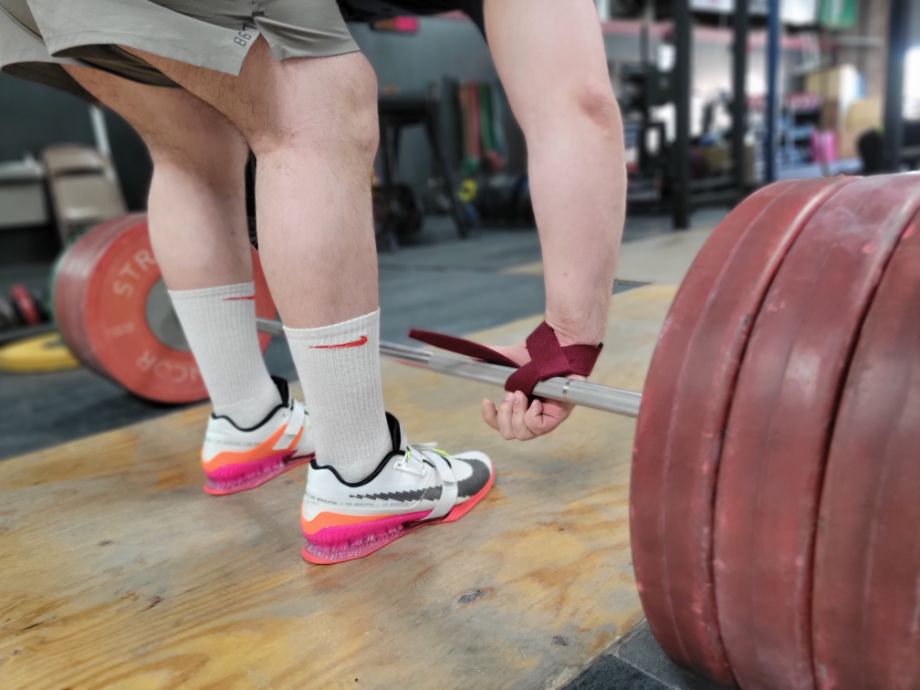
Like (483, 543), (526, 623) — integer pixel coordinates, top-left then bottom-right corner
(310, 335), (368, 350)
(223, 295), (256, 301)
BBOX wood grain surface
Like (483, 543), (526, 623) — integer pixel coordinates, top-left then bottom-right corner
(0, 285), (675, 690)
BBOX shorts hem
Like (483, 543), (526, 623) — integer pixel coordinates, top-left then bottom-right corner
(267, 38), (361, 63)
(45, 29), (253, 77)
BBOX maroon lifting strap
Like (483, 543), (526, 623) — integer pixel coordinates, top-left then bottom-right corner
(408, 321), (603, 397)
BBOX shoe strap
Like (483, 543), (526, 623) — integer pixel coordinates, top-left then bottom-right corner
(421, 450), (458, 521)
(276, 401), (305, 450)
(409, 321), (602, 398)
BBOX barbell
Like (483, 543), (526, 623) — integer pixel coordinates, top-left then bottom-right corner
(51, 173), (920, 690)
(256, 317), (643, 417)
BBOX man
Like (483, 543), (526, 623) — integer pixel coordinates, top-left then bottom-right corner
(0, 0), (624, 564)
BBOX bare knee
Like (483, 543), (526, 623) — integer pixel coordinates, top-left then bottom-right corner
(246, 53), (379, 163)
(63, 64), (249, 177)
(142, 113), (249, 183)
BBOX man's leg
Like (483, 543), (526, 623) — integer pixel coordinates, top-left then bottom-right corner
(63, 67), (252, 290)
(481, 0), (626, 438)
(64, 66), (314, 494)
(123, 39), (389, 482)
(121, 40), (493, 563)
(122, 40), (380, 326)
(65, 66), (282, 426)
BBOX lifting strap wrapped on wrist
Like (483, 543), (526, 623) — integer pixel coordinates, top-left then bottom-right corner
(408, 321), (602, 398)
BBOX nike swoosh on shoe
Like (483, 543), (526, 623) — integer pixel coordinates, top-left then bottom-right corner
(348, 458), (491, 502)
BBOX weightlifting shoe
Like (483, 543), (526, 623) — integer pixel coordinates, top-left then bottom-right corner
(201, 377), (315, 495)
(300, 413), (494, 565)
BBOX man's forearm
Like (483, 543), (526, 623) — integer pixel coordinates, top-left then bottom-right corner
(535, 111), (626, 348)
(482, 0), (627, 349)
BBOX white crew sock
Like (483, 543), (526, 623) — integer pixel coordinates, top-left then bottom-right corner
(169, 282), (281, 427)
(284, 309), (391, 482)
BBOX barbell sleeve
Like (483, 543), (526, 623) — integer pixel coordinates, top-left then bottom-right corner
(256, 317), (642, 418)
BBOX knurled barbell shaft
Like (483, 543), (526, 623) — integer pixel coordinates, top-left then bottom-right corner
(256, 317), (642, 418)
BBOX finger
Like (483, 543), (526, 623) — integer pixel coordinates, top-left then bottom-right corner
(525, 399), (560, 435)
(525, 399), (570, 436)
(524, 399), (549, 435)
(511, 391), (536, 440)
(481, 398), (499, 431)
(497, 392), (515, 440)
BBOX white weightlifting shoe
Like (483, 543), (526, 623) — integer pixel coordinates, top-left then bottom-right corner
(201, 377), (316, 495)
(300, 412), (494, 564)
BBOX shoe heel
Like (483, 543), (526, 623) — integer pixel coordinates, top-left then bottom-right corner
(301, 510), (430, 564)
(203, 452), (311, 495)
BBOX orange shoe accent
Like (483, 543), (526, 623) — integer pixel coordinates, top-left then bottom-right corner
(300, 511), (400, 536)
(202, 424), (301, 472)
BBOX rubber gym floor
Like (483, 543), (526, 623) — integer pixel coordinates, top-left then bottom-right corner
(0, 212), (727, 690)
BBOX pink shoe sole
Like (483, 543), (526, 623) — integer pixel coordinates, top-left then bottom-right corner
(301, 472), (495, 565)
(203, 453), (313, 496)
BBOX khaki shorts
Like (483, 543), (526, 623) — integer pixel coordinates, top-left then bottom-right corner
(0, 0), (359, 101)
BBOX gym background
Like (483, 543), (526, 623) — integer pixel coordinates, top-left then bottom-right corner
(1, 2), (917, 689)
